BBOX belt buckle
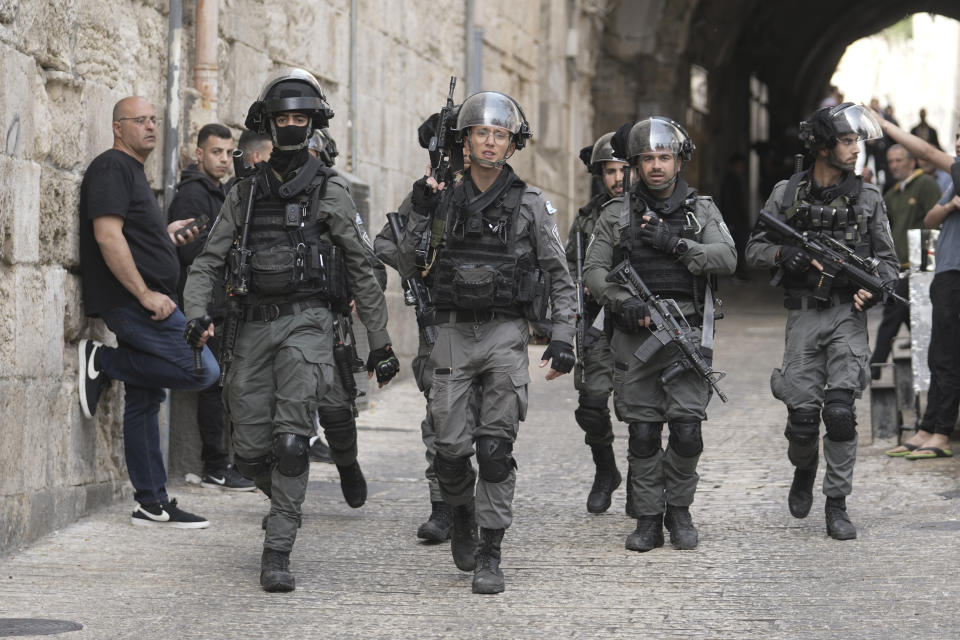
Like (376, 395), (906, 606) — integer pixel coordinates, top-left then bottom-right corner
(260, 304), (281, 321)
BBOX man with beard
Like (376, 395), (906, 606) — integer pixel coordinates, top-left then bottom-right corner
(583, 117), (736, 552)
(182, 69), (399, 591)
(566, 132), (628, 514)
(746, 103), (898, 540)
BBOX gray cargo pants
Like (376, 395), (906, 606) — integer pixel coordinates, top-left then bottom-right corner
(224, 306), (334, 553)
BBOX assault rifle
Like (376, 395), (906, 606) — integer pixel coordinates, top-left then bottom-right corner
(218, 172), (257, 386)
(605, 259), (728, 402)
(387, 212), (437, 347)
(429, 76), (458, 184)
(758, 212), (908, 308)
(574, 229), (586, 384)
(333, 311), (366, 417)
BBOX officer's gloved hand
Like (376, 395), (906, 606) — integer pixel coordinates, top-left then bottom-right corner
(367, 345), (400, 386)
(184, 315), (214, 349)
(411, 177), (443, 216)
(640, 214), (681, 254)
(778, 245), (813, 274)
(620, 298), (649, 328)
(540, 340), (575, 374)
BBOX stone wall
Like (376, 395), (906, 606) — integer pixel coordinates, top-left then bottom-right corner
(0, 0), (603, 554)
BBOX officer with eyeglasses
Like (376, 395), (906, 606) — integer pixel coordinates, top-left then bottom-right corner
(396, 90), (577, 594)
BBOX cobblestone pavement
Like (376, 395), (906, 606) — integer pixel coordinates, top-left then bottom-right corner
(2, 278), (959, 639)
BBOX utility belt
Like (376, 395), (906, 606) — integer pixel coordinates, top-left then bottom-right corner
(783, 292), (853, 311)
(243, 299), (330, 322)
(429, 308), (522, 325)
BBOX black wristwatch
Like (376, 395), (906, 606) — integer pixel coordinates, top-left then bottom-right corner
(674, 239), (689, 255)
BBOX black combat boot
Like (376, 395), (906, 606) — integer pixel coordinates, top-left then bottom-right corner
(450, 501), (479, 571)
(587, 445), (622, 514)
(625, 514), (664, 552)
(788, 467), (817, 519)
(472, 528), (505, 594)
(336, 461), (367, 508)
(825, 496), (857, 540)
(417, 501), (453, 542)
(308, 438), (333, 464)
(260, 548), (295, 592)
(664, 505), (699, 550)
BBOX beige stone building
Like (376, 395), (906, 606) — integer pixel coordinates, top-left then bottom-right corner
(0, 0), (606, 552)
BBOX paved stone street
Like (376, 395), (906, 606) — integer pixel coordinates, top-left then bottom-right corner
(2, 278), (959, 639)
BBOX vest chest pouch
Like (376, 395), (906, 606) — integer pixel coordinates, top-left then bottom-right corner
(250, 245), (301, 295)
(452, 264), (500, 309)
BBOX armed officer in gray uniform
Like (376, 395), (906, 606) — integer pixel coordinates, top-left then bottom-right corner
(746, 103), (897, 540)
(397, 91), (577, 594)
(183, 69), (399, 591)
(566, 132), (627, 514)
(584, 117), (736, 552)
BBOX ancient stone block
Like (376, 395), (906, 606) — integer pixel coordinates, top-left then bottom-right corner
(42, 267), (66, 376)
(0, 379), (26, 495)
(0, 156), (40, 265)
(0, 43), (38, 159)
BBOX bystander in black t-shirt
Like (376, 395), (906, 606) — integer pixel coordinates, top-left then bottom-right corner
(79, 148), (179, 317)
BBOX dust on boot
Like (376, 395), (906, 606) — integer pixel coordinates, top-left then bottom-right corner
(472, 527), (505, 594)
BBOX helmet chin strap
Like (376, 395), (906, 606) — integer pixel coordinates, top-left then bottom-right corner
(644, 173), (678, 192)
(466, 137), (511, 169)
(269, 120), (313, 152)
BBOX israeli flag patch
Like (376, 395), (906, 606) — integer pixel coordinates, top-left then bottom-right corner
(545, 200), (557, 215)
(355, 212), (365, 227)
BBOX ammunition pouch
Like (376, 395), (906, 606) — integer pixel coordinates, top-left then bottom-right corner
(452, 264), (500, 309)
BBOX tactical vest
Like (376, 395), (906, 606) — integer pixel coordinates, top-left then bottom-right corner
(614, 194), (706, 303)
(235, 165), (348, 306)
(779, 171), (871, 292)
(427, 177), (547, 319)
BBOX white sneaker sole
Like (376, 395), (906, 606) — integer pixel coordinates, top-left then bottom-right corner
(200, 481), (257, 492)
(78, 340), (94, 419)
(131, 517), (210, 529)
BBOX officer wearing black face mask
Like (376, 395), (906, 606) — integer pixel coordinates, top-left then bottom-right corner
(182, 68), (399, 592)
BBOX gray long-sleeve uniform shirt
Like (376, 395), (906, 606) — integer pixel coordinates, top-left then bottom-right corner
(744, 178), (899, 296)
(583, 194), (737, 316)
(183, 170), (392, 350)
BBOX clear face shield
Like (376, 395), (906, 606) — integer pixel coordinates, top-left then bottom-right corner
(831, 104), (883, 143)
(457, 92), (524, 168)
(628, 119), (687, 191)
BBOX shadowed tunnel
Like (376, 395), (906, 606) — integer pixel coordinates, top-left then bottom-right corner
(591, 0), (960, 198)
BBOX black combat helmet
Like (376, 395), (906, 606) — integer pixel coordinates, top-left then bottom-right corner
(244, 68), (334, 151)
(799, 102), (883, 152)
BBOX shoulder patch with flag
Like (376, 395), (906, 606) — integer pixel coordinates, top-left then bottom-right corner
(545, 200), (557, 215)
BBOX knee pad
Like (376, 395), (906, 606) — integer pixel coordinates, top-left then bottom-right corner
(627, 422), (663, 459)
(575, 394), (611, 437)
(668, 420), (703, 458)
(785, 409), (821, 446)
(319, 408), (357, 451)
(822, 389), (857, 442)
(273, 433), (310, 477)
(433, 452), (476, 496)
(234, 452), (272, 480)
(476, 436), (516, 483)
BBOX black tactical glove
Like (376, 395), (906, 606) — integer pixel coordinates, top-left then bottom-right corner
(411, 176), (443, 215)
(183, 315), (214, 349)
(639, 213), (681, 254)
(541, 340), (575, 374)
(367, 345), (400, 385)
(583, 325), (605, 352)
(619, 298), (649, 328)
(778, 245), (813, 274)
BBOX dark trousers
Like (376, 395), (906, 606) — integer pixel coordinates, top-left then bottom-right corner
(919, 271), (960, 436)
(196, 333), (229, 472)
(870, 276), (910, 365)
(99, 302), (220, 505)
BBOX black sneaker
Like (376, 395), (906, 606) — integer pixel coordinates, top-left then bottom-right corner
(202, 465), (256, 491)
(131, 498), (209, 528)
(78, 339), (110, 419)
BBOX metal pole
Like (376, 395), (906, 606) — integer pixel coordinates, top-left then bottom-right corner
(162, 0), (183, 215)
(194, 0), (219, 111)
(350, 0), (358, 172)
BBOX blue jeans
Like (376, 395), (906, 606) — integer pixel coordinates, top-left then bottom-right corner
(99, 302), (220, 505)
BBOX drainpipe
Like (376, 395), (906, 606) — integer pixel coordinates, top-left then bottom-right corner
(161, 0), (183, 215)
(350, 0), (358, 172)
(160, 0), (183, 469)
(194, 0), (219, 111)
